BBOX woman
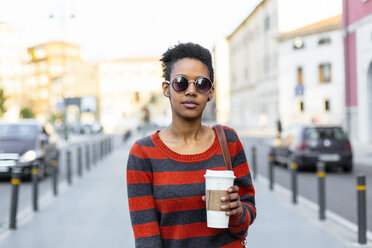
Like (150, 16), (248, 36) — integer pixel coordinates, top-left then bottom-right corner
(127, 42), (256, 247)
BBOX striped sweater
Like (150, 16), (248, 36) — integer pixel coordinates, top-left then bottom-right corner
(126, 126), (256, 247)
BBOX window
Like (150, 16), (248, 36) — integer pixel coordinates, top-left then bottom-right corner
(297, 67), (303, 85)
(293, 37), (304, 49)
(299, 101), (304, 112)
(324, 99), (330, 112)
(318, 37), (331, 45)
(319, 63), (332, 83)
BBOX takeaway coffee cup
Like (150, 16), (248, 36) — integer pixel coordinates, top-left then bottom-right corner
(204, 169), (236, 228)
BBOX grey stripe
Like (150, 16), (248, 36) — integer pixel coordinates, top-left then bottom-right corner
(150, 155), (226, 172)
(162, 231), (238, 248)
(130, 208), (159, 226)
(244, 203), (256, 223)
(128, 183), (153, 198)
(136, 136), (156, 147)
(225, 128), (238, 143)
(135, 235), (162, 248)
(236, 173), (253, 187)
(159, 209), (206, 226)
(232, 149), (248, 169)
(127, 155), (153, 172)
(229, 229), (247, 238)
(153, 182), (205, 200)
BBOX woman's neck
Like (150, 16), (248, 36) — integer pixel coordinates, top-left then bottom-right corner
(167, 117), (206, 143)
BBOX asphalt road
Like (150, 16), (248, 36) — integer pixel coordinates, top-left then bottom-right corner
(240, 136), (372, 233)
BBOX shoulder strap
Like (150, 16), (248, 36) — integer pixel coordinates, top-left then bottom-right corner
(214, 125), (232, 170)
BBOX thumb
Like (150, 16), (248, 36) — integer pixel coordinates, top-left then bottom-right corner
(201, 196), (206, 202)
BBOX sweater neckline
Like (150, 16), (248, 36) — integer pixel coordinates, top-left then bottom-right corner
(151, 126), (219, 163)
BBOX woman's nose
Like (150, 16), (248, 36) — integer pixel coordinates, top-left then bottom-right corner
(185, 81), (197, 95)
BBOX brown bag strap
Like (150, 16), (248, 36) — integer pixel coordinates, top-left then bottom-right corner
(214, 125), (232, 171)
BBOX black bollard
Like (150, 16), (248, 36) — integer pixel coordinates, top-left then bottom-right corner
(317, 161), (326, 220)
(78, 147), (82, 177)
(31, 164), (39, 212)
(251, 147), (257, 180)
(101, 140), (104, 159)
(268, 151), (274, 190)
(86, 145), (90, 171)
(67, 151), (72, 185)
(291, 162), (298, 204)
(9, 167), (22, 229)
(93, 143), (97, 165)
(357, 174), (367, 245)
(51, 153), (58, 196)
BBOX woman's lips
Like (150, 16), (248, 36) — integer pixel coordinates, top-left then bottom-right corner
(182, 101), (198, 108)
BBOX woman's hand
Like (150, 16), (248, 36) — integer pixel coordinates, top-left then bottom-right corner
(202, 186), (243, 217)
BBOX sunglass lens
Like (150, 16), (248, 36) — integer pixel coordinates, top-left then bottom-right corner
(196, 78), (212, 93)
(172, 76), (189, 93)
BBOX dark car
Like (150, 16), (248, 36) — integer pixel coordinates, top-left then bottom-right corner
(0, 120), (58, 179)
(271, 124), (353, 172)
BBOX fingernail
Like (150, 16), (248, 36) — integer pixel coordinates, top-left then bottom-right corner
(221, 197), (226, 201)
(221, 205), (226, 210)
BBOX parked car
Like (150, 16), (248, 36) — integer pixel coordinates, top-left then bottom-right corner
(0, 120), (58, 179)
(271, 124), (353, 172)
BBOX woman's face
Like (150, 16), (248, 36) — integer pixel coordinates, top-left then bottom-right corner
(162, 58), (214, 121)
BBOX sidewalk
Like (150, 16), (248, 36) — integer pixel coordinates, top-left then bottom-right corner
(0, 141), (365, 248)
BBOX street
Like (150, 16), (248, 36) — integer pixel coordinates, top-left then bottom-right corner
(0, 135), (112, 232)
(241, 136), (372, 233)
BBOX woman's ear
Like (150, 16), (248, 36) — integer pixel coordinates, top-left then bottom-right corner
(162, 81), (170, 98)
(207, 86), (214, 102)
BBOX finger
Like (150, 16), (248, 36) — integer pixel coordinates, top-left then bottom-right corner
(227, 185), (239, 193)
(226, 207), (243, 216)
(221, 200), (240, 211)
(201, 196), (206, 202)
(221, 193), (240, 202)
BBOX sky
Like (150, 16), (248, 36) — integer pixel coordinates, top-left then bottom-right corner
(0, 0), (262, 60)
(0, 0), (341, 61)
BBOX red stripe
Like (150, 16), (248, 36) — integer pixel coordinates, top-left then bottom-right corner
(239, 185), (255, 198)
(133, 222), (160, 239)
(153, 168), (225, 186)
(130, 142), (167, 159)
(234, 162), (250, 177)
(127, 170), (152, 184)
(129, 195), (155, 212)
(160, 222), (224, 239)
(155, 196), (204, 213)
(220, 239), (244, 248)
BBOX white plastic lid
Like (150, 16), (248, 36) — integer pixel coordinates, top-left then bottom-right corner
(204, 169), (235, 179)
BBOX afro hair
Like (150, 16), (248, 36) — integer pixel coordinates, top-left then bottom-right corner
(160, 42), (214, 82)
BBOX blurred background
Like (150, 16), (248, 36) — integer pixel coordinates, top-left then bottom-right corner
(1, 0), (372, 247)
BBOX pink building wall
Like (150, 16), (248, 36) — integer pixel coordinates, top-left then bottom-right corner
(343, 33), (357, 106)
(342, 0), (372, 107)
(343, 0), (372, 26)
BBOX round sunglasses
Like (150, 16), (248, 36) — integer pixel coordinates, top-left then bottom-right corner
(166, 76), (213, 94)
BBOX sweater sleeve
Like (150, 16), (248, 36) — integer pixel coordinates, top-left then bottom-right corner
(226, 131), (256, 239)
(126, 142), (163, 248)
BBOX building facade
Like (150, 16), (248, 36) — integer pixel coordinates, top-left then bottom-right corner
(277, 15), (344, 128)
(343, 0), (372, 144)
(227, 0), (279, 130)
(0, 23), (28, 120)
(97, 57), (168, 133)
(27, 41), (83, 121)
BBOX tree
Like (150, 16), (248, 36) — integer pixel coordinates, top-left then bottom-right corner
(19, 107), (35, 119)
(0, 89), (7, 118)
